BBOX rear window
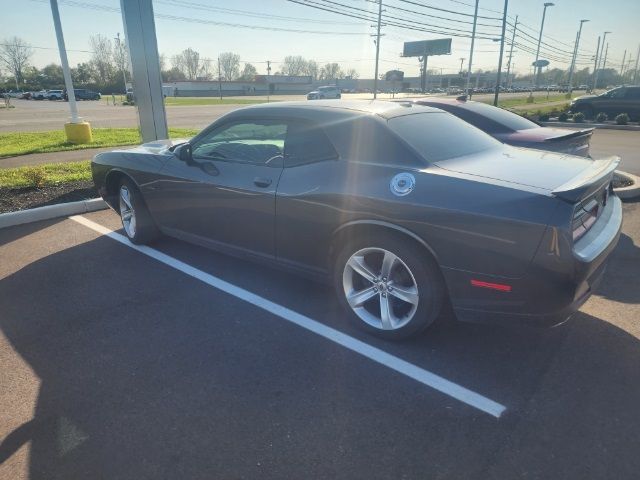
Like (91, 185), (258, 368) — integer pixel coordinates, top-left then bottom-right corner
(448, 101), (539, 133)
(388, 112), (500, 162)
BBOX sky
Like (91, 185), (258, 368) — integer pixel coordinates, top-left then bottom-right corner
(1, 0), (638, 79)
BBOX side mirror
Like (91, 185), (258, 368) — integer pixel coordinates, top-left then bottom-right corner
(175, 143), (193, 164)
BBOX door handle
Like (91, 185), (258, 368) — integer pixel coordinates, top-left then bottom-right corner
(254, 177), (272, 188)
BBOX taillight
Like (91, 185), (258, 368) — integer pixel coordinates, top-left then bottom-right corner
(572, 198), (599, 242)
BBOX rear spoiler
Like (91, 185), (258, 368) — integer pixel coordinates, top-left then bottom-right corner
(552, 155), (620, 203)
(544, 128), (594, 142)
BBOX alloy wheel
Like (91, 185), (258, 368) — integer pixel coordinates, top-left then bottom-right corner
(342, 247), (420, 330)
(119, 185), (137, 238)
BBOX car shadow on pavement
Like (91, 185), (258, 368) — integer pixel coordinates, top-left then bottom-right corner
(594, 233), (640, 304)
(1, 233), (640, 479)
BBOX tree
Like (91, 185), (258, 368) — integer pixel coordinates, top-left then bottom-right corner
(319, 63), (343, 81)
(305, 60), (319, 80)
(218, 52), (241, 81)
(173, 48), (201, 80)
(240, 63), (257, 81)
(0, 36), (33, 89)
(113, 35), (130, 83)
(345, 68), (359, 79)
(89, 34), (114, 84)
(71, 62), (95, 85)
(158, 53), (167, 73)
(162, 66), (187, 82)
(282, 55), (308, 76)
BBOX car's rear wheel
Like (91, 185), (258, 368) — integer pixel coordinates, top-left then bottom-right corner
(334, 233), (444, 339)
(118, 179), (160, 245)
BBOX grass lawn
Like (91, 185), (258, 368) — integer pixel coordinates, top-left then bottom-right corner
(489, 93), (576, 108)
(0, 160), (91, 188)
(164, 97), (271, 106)
(0, 127), (198, 158)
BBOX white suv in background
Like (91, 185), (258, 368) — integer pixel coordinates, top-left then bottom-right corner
(47, 90), (64, 100)
(307, 85), (342, 100)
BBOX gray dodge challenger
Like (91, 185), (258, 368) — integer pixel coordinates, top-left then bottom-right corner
(92, 101), (622, 339)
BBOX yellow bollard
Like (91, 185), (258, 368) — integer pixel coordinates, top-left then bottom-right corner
(64, 121), (93, 144)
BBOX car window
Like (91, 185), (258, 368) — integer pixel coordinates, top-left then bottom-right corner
(284, 121), (338, 167)
(388, 112), (500, 162)
(192, 121), (288, 166)
(434, 101), (539, 133)
(624, 88), (640, 99)
(603, 88), (626, 99)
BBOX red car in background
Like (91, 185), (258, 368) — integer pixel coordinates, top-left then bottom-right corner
(408, 97), (594, 157)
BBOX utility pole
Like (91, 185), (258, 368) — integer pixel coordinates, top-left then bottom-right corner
(567, 19), (588, 94)
(465, 0), (479, 97)
(593, 31), (611, 90)
(505, 16), (518, 90)
(217, 56), (222, 100)
(459, 57), (465, 74)
(620, 49), (627, 81)
(601, 43), (609, 77)
(493, 0), (509, 106)
(266, 60), (271, 103)
(534, 2), (554, 88)
(115, 32), (128, 94)
(634, 44), (640, 84)
(591, 35), (600, 91)
(373, 0), (383, 100)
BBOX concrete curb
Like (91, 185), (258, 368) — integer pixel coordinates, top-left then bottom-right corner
(540, 121), (640, 131)
(614, 170), (640, 201)
(0, 198), (108, 229)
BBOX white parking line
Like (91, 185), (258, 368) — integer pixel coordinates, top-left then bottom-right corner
(70, 215), (507, 418)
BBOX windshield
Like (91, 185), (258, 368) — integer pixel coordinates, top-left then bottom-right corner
(455, 101), (539, 131)
(388, 112), (500, 162)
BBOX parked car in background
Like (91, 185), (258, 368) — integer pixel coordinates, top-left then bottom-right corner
(47, 89), (64, 100)
(407, 97), (594, 157)
(307, 86), (341, 100)
(19, 92), (31, 99)
(64, 88), (101, 100)
(570, 86), (640, 120)
(92, 100), (621, 339)
(32, 90), (48, 100)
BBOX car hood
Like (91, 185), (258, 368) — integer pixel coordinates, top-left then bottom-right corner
(433, 145), (595, 192)
(572, 94), (598, 102)
(308, 91), (319, 95)
(117, 138), (190, 155)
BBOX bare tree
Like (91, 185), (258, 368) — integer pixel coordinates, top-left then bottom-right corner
(0, 36), (33, 89)
(345, 68), (359, 79)
(199, 58), (214, 80)
(305, 60), (319, 80)
(319, 63), (344, 81)
(173, 48), (201, 80)
(89, 34), (114, 84)
(158, 53), (167, 73)
(240, 63), (257, 81)
(282, 55), (308, 76)
(218, 52), (241, 81)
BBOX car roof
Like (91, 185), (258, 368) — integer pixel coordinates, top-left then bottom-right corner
(238, 100), (442, 119)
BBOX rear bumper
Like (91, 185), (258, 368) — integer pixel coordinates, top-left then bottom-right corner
(445, 196), (622, 327)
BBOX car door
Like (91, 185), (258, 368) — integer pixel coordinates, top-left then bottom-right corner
(596, 87), (627, 116)
(623, 87), (640, 119)
(153, 118), (288, 258)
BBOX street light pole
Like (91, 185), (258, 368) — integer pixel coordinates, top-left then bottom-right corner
(115, 32), (128, 94)
(493, 0), (509, 106)
(591, 35), (601, 91)
(567, 19), (588, 94)
(534, 2), (554, 88)
(372, 0), (383, 100)
(634, 44), (640, 84)
(593, 31), (611, 90)
(505, 15), (518, 89)
(620, 49), (627, 81)
(49, 0), (79, 123)
(465, 0), (479, 97)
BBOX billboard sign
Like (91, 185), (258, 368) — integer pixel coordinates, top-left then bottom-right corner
(403, 39), (452, 57)
(532, 59), (550, 68)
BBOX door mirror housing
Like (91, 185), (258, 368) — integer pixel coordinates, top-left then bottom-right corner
(174, 143), (193, 164)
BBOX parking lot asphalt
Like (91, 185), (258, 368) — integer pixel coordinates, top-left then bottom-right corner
(1, 201), (639, 479)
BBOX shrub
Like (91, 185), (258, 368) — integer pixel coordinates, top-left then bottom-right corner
(573, 112), (585, 123)
(595, 112), (608, 123)
(538, 113), (550, 121)
(22, 168), (47, 188)
(558, 112), (569, 122)
(615, 113), (629, 125)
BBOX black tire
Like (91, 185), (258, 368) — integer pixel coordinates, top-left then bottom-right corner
(118, 178), (160, 245)
(333, 232), (445, 340)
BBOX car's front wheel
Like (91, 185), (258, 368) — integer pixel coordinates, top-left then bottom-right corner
(118, 179), (160, 245)
(334, 233), (444, 339)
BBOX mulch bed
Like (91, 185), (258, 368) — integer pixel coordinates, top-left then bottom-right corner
(613, 173), (635, 189)
(0, 181), (99, 214)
